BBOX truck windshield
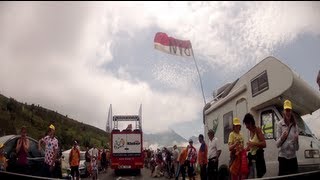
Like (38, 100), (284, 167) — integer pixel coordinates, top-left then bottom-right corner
(294, 112), (313, 137)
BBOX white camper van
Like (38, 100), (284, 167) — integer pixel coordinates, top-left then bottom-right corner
(203, 56), (320, 178)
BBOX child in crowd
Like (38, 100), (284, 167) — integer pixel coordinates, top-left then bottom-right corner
(0, 144), (8, 171)
(91, 155), (98, 180)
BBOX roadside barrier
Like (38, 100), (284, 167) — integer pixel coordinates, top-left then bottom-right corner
(247, 170), (320, 180)
(0, 170), (64, 180)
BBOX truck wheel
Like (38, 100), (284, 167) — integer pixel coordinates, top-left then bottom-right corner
(135, 169), (141, 175)
(114, 169), (119, 176)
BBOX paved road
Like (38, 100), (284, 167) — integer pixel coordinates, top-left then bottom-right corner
(81, 167), (171, 180)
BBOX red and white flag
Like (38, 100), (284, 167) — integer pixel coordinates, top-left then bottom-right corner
(154, 32), (193, 57)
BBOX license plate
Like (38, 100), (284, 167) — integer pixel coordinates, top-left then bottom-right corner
(119, 165), (131, 169)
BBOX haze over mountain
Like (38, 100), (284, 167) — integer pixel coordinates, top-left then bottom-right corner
(143, 129), (203, 150)
(143, 128), (187, 149)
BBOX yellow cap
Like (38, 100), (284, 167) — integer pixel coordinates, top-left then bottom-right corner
(0, 143), (4, 149)
(49, 124), (55, 131)
(283, 100), (292, 110)
(233, 117), (241, 126)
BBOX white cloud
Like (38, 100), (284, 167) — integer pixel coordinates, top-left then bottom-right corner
(0, 1), (319, 135)
(151, 59), (199, 90)
(146, 1), (320, 72)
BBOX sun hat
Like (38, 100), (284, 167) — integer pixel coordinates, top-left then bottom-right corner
(233, 117), (241, 126)
(284, 100), (292, 110)
(49, 124), (55, 131)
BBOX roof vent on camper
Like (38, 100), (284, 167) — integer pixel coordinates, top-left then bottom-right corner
(213, 79), (239, 101)
(213, 83), (231, 100)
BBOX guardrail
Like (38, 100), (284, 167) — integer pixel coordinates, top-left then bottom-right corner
(0, 171), (65, 180)
(246, 170), (320, 180)
(2, 168), (320, 179)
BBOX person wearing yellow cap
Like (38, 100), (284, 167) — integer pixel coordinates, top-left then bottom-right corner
(38, 124), (59, 178)
(276, 100), (299, 176)
(228, 117), (245, 180)
(49, 124), (55, 131)
(0, 143), (8, 171)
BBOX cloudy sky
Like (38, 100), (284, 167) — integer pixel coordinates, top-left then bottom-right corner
(1, 1), (320, 139)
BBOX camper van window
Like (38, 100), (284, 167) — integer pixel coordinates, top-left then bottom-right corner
(223, 111), (233, 144)
(251, 70), (269, 97)
(261, 110), (279, 139)
(294, 113), (313, 137)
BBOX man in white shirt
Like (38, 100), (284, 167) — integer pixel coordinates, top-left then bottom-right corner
(207, 129), (221, 180)
(172, 145), (179, 177)
(89, 144), (99, 159)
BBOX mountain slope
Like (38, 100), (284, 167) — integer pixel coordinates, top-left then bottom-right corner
(143, 128), (187, 148)
(0, 93), (109, 150)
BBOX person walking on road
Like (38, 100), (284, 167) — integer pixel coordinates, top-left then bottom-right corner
(276, 100), (299, 176)
(172, 145), (179, 177)
(69, 141), (80, 180)
(186, 139), (197, 180)
(228, 117), (245, 180)
(38, 124), (59, 178)
(207, 129), (221, 180)
(0, 143), (7, 171)
(85, 146), (91, 176)
(91, 155), (98, 180)
(243, 113), (266, 178)
(101, 148), (107, 173)
(198, 134), (208, 180)
(176, 146), (188, 180)
(89, 144), (99, 160)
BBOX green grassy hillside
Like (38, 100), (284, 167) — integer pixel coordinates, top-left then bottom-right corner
(0, 94), (110, 150)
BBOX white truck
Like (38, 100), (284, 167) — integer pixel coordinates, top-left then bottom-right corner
(203, 56), (320, 178)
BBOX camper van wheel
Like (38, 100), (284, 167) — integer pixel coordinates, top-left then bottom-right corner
(218, 164), (229, 180)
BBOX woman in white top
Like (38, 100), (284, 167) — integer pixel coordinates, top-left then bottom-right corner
(243, 113), (266, 178)
(276, 100), (299, 175)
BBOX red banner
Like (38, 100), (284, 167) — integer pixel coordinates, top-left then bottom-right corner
(154, 32), (193, 57)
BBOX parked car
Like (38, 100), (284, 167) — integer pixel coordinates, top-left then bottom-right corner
(0, 135), (62, 178)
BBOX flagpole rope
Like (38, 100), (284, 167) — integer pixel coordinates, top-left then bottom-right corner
(191, 48), (206, 106)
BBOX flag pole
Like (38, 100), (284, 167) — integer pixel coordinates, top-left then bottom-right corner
(191, 48), (206, 106)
